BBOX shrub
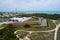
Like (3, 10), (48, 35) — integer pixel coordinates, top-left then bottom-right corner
(24, 24), (31, 28)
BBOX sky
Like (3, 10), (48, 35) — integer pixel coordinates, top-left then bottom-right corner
(0, 0), (60, 12)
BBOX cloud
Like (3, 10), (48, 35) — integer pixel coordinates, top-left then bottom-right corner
(0, 0), (60, 11)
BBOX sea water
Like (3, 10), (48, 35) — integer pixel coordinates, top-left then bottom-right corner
(20, 11), (60, 14)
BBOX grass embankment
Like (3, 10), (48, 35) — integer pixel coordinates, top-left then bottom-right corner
(13, 24), (42, 28)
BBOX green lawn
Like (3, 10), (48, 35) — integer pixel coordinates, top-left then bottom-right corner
(27, 18), (37, 22)
(0, 17), (9, 22)
(12, 24), (45, 28)
(30, 24), (46, 28)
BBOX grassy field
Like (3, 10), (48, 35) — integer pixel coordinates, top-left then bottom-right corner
(55, 20), (60, 24)
(0, 17), (9, 22)
(27, 18), (38, 22)
(11, 24), (43, 28)
(28, 32), (54, 40)
(57, 27), (60, 40)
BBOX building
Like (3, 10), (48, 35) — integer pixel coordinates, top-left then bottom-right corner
(9, 17), (31, 22)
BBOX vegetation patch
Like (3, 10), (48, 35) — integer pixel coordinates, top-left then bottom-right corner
(27, 18), (37, 22)
(0, 24), (17, 40)
(57, 27), (60, 40)
(55, 20), (60, 24)
(0, 17), (10, 22)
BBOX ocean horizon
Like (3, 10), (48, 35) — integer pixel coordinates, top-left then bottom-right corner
(0, 11), (60, 14)
(18, 11), (60, 14)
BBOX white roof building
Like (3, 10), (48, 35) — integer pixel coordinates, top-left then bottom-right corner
(10, 17), (31, 22)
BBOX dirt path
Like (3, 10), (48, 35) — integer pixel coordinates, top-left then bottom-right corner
(54, 24), (60, 40)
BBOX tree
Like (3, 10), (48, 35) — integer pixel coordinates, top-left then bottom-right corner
(0, 24), (17, 40)
(24, 24), (31, 28)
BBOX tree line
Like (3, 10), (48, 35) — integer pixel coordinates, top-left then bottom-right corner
(16, 13), (60, 20)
